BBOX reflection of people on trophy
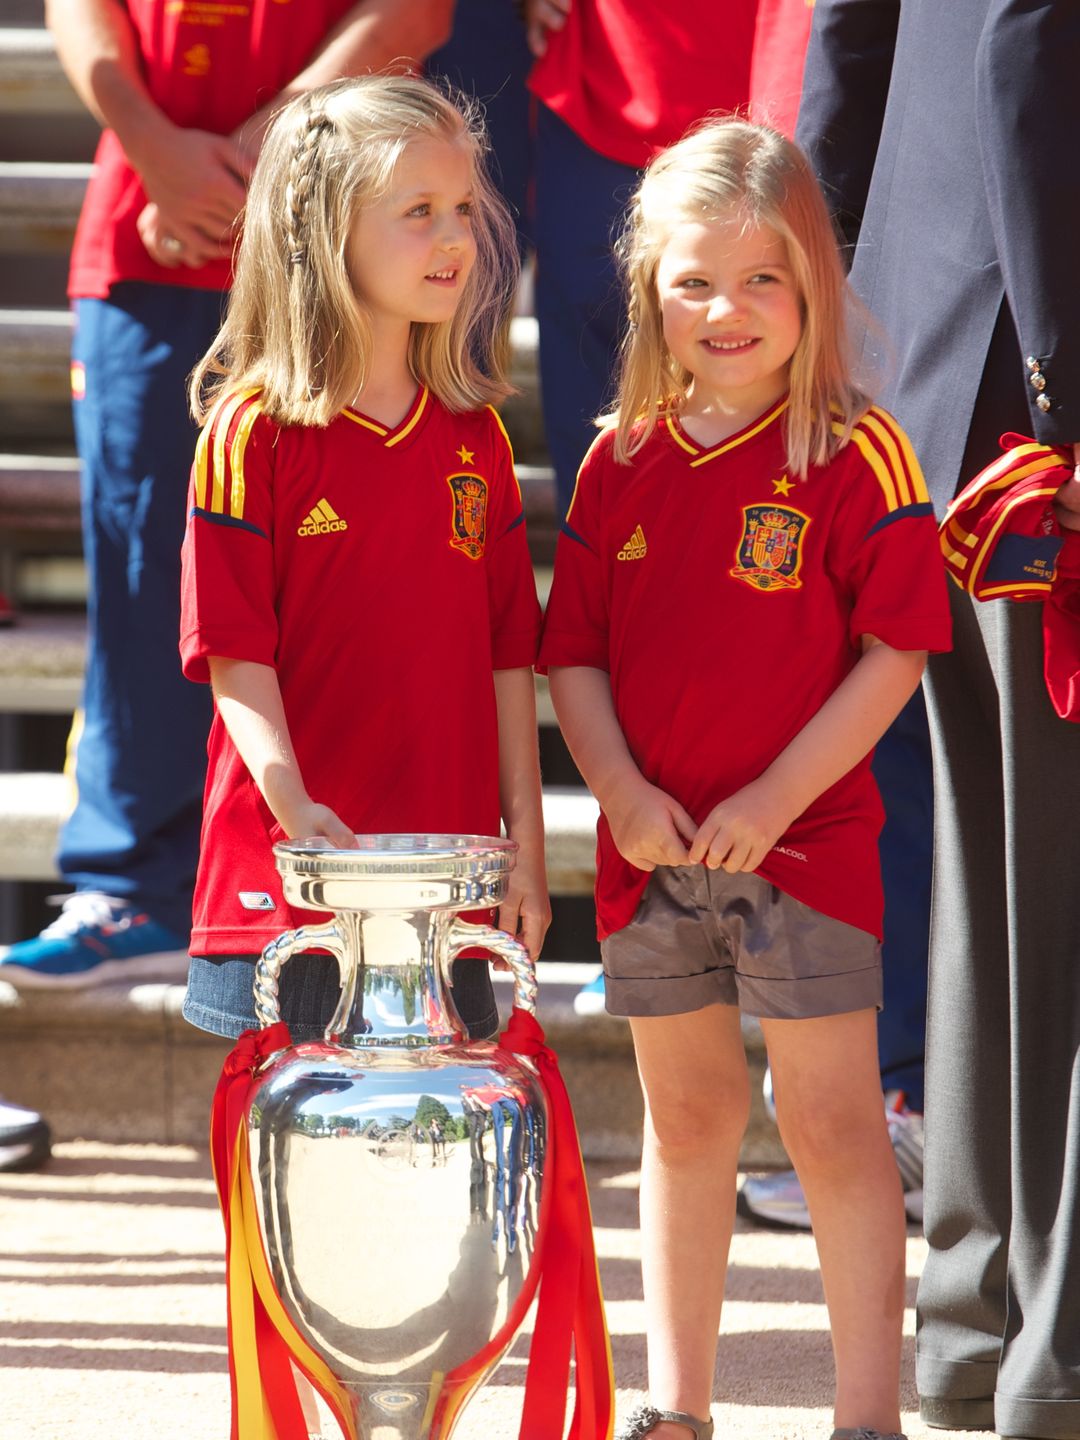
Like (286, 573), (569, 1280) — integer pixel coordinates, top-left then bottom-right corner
(461, 1081), (539, 1255)
(429, 1117), (447, 1162)
(461, 1092), (490, 1221)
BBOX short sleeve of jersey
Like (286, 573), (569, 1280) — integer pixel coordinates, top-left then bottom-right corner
(827, 409), (953, 654)
(179, 391), (279, 683)
(483, 409), (542, 669)
(538, 430), (612, 673)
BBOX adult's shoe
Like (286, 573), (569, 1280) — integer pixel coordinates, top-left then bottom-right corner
(0, 1098), (51, 1171)
(0, 892), (188, 989)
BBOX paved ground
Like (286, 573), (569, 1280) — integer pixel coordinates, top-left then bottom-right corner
(0, 1142), (990, 1440)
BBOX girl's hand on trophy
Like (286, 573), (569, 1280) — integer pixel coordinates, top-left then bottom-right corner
(499, 846), (552, 960)
(278, 798), (359, 849)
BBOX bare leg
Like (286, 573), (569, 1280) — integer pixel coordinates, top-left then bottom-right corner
(629, 1003), (750, 1440)
(762, 1009), (906, 1432)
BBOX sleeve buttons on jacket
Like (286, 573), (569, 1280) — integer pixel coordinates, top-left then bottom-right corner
(1027, 357), (1054, 413)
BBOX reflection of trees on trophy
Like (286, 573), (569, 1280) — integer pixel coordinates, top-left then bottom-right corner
(365, 966), (419, 1027)
(416, 1096), (451, 1164)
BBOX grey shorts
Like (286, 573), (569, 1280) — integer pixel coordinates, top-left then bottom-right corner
(600, 865), (882, 1020)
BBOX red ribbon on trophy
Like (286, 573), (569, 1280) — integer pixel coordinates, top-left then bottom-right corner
(210, 1010), (615, 1440)
(210, 1021), (360, 1440)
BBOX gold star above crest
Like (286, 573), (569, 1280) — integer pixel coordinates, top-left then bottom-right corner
(772, 475), (794, 497)
(456, 444), (475, 466)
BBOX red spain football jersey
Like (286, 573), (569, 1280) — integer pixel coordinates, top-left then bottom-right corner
(527, 0), (757, 168)
(69, 0), (355, 299)
(539, 399), (952, 940)
(180, 387), (541, 953)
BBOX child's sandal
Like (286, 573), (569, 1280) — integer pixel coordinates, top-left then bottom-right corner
(618, 1401), (714, 1439)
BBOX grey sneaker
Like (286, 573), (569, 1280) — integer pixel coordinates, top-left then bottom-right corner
(743, 1077), (924, 1229)
(885, 1090), (924, 1222)
(738, 1168), (811, 1229)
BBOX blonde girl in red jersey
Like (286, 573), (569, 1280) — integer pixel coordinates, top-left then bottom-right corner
(180, 76), (548, 1050)
(541, 120), (951, 1440)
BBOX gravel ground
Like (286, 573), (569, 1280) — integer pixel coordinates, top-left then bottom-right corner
(0, 1142), (988, 1440)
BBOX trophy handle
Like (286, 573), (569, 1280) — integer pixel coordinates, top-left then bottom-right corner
(254, 921), (346, 1028)
(446, 918), (538, 1016)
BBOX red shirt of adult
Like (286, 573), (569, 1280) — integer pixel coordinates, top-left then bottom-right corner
(527, 0), (758, 168)
(68, 0), (355, 299)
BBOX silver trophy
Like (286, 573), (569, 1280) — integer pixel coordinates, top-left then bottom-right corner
(246, 834), (547, 1440)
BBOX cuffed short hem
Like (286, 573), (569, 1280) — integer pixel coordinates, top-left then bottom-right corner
(737, 964), (883, 1019)
(604, 969), (737, 1017)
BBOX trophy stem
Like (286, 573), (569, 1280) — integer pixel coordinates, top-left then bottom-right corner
(324, 910), (467, 1047)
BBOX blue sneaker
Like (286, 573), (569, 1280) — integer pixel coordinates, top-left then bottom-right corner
(573, 970), (607, 1016)
(0, 892), (189, 989)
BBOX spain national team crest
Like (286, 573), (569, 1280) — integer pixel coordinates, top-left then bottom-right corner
(446, 473), (489, 559)
(731, 504), (811, 591)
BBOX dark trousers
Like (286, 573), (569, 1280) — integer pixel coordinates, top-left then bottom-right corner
(533, 104), (638, 520)
(917, 302), (1080, 1436)
(60, 283), (221, 939)
(919, 588), (1080, 1437)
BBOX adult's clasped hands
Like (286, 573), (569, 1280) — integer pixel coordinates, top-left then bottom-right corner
(135, 122), (251, 269)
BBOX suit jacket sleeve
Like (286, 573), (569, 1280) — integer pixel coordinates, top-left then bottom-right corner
(794, 0), (901, 252)
(977, 0), (1080, 445)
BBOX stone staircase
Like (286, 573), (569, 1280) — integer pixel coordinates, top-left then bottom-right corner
(0, 15), (781, 1164)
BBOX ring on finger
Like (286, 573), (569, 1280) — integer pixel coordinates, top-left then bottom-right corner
(161, 235), (183, 254)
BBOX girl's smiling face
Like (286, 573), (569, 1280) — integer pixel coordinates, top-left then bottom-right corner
(345, 134), (477, 334)
(655, 214), (803, 421)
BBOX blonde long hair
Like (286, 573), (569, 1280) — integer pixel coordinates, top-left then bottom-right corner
(612, 118), (869, 475)
(190, 75), (518, 427)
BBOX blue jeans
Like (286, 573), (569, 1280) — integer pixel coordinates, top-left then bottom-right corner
(533, 104), (639, 520)
(872, 688), (932, 1111)
(60, 283), (222, 938)
(426, 0), (534, 252)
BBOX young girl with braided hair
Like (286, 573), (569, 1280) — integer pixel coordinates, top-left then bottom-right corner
(180, 75), (548, 1045)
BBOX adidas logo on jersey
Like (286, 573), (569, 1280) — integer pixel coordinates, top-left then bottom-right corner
(298, 499), (348, 536)
(617, 524), (647, 561)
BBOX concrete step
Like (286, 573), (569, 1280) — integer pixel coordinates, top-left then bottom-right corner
(0, 608), (558, 716)
(0, 961), (782, 1163)
(0, 771), (596, 889)
(0, 160), (89, 251)
(0, 451), (79, 533)
(0, 297), (540, 398)
(0, 27), (80, 115)
(0, 308), (548, 456)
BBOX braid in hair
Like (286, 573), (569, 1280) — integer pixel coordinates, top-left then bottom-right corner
(284, 107), (335, 267)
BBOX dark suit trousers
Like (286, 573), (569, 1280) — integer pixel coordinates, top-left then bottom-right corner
(919, 307), (1080, 1433)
